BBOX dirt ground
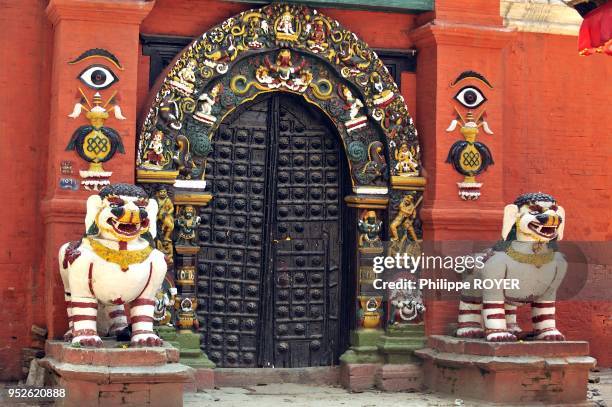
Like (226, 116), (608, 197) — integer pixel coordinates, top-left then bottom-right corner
(185, 370), (612, 407)
(2, 369), (610, 406)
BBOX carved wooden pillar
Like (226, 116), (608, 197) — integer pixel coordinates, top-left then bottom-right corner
(376, 176), (427, 364)
(173, 192), (212, 333)
(340, 194), (388, 364)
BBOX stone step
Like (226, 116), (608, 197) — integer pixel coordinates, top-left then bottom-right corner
(212, 366), (339, 387)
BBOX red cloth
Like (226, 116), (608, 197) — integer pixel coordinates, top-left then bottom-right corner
(578, 1), (612, 56)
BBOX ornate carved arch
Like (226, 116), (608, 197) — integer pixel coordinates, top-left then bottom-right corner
(136, 3), (422, 192)
(136, 4), (428, 356)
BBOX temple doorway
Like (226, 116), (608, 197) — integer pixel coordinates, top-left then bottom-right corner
(196, 93), (353, 367)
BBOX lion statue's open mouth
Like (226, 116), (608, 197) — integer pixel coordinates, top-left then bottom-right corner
(107, 217), (149, 237)
(527, 222), (558, 239)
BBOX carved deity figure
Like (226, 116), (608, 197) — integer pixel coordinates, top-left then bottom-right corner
(358, 210), (382, 248)
(175, 205), (201, 247)
(256, 49), (312, 92)
(457, 192), (567, 342)
(155, 186), (174, 263)
(193, 83), (223, 125)
(340, 85), (364, 120)
(144, 130), (165, 167)
(276, 10), (296, 35)
(306, 20), (329, 52)
(197, 84), (222, 116)
(245, 15), (269, 48)
(394, 143), (419, 176)
(390, 194), (422, 244)
(170, 58), (198, 96)
(58, 184), (167, 347)
(153, 287), (175, 326)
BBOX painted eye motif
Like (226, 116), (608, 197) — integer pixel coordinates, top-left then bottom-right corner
(454, 86), (487, 109)
(77, 64), (118, 90)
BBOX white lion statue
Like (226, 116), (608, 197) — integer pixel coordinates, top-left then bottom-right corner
(59, 183), (167, 347)
(457, 192), (567, 342)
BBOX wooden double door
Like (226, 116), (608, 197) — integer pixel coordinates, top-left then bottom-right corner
(197, 93), (351, 367)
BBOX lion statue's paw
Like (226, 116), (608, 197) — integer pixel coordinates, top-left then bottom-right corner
(486, 331), (517, 342)
(72, 331), (103, 347)
(131, 332), (164, 347)
(535, 329), (565, 341)
(456, 327), (484, 338)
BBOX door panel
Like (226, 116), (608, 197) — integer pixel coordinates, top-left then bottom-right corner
(197, 99), (269, 368)
(197, 93), (345, 367)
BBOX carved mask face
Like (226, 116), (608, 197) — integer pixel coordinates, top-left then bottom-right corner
(183, 206), (195, 219)
(502, 194), (565, 242)
(86, 184), (158, 242)
(156, 188), (168, 200)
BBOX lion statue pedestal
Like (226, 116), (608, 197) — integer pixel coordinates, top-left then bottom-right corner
(415, 193), (596, 404)
(39, 340), (193, 407)
(416, 335), (595, 404)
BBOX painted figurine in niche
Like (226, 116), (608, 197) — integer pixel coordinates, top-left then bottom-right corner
(143, 130), (165, 168)
(153, 280), (177, 327)
(457, 192), (567, 342)
(175, 205), (201, 247)
(357, 141), (388, 184)
(274, 7), (299, 41)
(389, 287), (426, 325)
(193, 83), (223, 125)
(357, 296), (383, 329)
(390, 194), (423, 254)
(446, 71), (494, 200)
(306, 19), (330, 53)
(394, 143), (420, 177)
(358, 210), (383, 249)
(338, 85), (367, 133)
(243, 14), (269, 49)
(176, 295), (199, 331)
(370, 71), (395, 107)
(66, 49), (126, 191)
(169, 58), (198, 96)
(58, 184), (167, 347)
(154, 186), (174, 264)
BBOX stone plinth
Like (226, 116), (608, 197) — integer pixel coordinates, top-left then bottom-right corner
(377, 323), (426, 364)
(415, 335), (596, 405)
(40, 340), (193, 407)
(374, 364), (422, 392)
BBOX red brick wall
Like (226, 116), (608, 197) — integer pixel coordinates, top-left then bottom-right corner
(0, 0), (52, 380)
(425, 31), (612, 366)
(505, 32), (611, 365)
